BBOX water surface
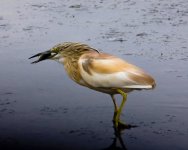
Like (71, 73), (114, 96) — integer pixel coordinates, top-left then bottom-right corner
(0, 0), (188, 149)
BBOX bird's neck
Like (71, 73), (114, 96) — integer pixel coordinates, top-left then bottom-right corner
(62, 56), (82, 84)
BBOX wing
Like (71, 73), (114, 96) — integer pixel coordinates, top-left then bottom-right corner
(78, 52), (155, 89)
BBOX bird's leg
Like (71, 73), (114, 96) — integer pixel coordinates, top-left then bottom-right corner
(115, 89), (127, 128)
(116, 89), (127, 120)
(111, 90), (129, 128)
(111, 95), (118, 122)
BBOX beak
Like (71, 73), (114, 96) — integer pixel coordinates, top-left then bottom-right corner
(29, 50), (56, 64)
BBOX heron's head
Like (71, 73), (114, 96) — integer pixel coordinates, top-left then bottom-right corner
(29, 42), (98, 64)
(29, 44), (62, 63)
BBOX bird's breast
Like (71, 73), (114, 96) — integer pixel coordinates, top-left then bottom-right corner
(62, 58), (85, 86)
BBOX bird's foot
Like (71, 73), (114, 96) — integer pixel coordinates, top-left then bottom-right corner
(113, 120), (137, 130)
(118, 121), (132, 130)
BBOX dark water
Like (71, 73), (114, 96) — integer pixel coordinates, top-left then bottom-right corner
(0, 0), (188, 149)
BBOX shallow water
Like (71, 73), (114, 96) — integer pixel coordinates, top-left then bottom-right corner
(0, 0), (188, 149)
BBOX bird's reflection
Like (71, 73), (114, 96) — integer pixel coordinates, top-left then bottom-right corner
(102, 121), (137, 150)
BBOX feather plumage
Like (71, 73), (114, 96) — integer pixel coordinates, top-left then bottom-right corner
(78, 52), (155, 92)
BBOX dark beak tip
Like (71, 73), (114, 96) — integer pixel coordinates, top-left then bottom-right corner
(29, 50), (52, 64)
(30, 60), (38, 64)
(29, 55), (39, 64)
(29, 52), (43, 59)
(31, 61), (36, 64)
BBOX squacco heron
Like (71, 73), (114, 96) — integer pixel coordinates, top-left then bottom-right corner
(29, 42), (155, 128)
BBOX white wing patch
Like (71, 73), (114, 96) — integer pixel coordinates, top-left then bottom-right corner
(78, 59), (152, 89)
